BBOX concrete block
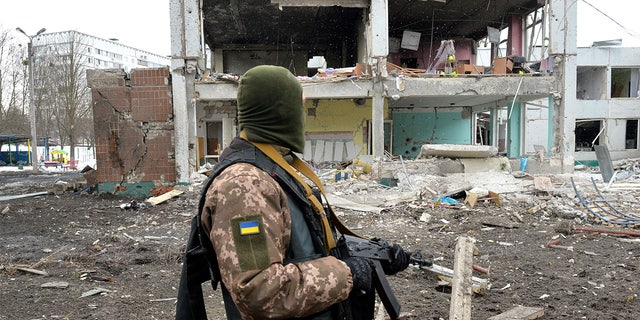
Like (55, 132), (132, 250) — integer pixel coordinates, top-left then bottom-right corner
(418, 144), (498, 158)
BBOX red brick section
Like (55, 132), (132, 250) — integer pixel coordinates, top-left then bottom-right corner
(87, 68), (175, 186)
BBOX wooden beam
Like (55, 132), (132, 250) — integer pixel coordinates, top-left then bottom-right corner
(417, 263), (489, 293)
(16, 266), (49, 276)
(145, 189), (184, 206)
(449, 236), (475, 320)
(271, 0), (368, 8)
(487, 306), (544, 320)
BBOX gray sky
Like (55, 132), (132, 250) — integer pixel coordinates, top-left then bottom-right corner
(0, 0), (638, 56)
(0, 0), (171, 55)
(577, 0), (640, 47)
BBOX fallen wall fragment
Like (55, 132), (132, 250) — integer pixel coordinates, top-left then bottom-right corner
(418, 144), (498, 158)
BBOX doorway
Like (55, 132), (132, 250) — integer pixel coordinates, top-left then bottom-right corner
(206, 121), (223, 161)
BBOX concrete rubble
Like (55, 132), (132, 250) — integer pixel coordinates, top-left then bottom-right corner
(310, 154), (640, 228)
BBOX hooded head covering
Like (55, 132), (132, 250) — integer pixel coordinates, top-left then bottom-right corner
(237, 65), (305, 153)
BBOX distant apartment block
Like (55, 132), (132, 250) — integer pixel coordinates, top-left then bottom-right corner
(32, 30), (169, 70)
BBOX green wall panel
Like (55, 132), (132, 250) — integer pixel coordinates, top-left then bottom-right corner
(393, 111), (471, 158)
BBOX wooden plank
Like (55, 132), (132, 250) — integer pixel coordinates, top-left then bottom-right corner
(313, 140), (325, 164)
(487, 306), (544, 320)
(527, 202), (547, 214)
(0, 191), (48, 202)
(333, 141), (344, 161)
(41, 281), (70, 289)
(145, 189), (184, 206)
(464, 192), (479, 208)
(16, 266), (49, 276)
(271, 0), (368, 8)
(419, 263), (489, 293)
(489, 190), (502, 207)
(449, 236), (475, 320)
(197, 136), (204, 170)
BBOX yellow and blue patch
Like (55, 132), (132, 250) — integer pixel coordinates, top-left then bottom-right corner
(239, 220), (260, 235)
(232, 215), (269, 271)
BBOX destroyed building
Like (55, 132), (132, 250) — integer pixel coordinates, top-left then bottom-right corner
(86, 0), (640, 194)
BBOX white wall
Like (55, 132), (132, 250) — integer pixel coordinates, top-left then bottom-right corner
(523, 99), (550, 154)
(574, 46), (640, 161)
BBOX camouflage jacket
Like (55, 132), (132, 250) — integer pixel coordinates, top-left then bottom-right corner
(200, 140), (353, 319)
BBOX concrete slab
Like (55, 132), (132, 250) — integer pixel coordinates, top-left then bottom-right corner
(460, 157), (509, 173)
(418, 144), (498, 158)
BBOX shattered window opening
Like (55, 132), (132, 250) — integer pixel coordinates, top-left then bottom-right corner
(611, 68), (640, 98)
(577, 66), (607, 100)
(625, 119), (638, 150)
(575, 120), (602, 152)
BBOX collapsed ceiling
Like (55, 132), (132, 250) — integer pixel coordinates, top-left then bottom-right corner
(201, 0), (543, 53)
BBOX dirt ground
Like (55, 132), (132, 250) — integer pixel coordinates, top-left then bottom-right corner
(1, 160), (640, 320)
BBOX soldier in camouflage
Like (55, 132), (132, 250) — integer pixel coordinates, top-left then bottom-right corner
(199, 65), (410, 319)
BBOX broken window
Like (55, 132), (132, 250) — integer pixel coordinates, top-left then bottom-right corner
(626, 119), (638, 149)
(611, 68), (640, 98)
(474, 112), (491, 146)
(577, 67), (607, 100)
(575, 120), (602, 152)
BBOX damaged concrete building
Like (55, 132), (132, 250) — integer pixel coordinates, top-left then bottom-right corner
(87, 0), (639, 194)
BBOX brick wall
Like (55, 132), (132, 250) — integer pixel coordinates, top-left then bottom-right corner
(87, 68), (175, 193)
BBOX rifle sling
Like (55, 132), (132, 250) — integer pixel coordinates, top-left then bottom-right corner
(239, 131), (360, 253)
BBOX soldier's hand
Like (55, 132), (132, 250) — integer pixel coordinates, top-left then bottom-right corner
(382, 243), (411, 275)
(344, 257), (373, 294)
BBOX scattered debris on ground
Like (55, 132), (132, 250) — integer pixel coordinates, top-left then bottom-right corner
(2, 156), (640, 319)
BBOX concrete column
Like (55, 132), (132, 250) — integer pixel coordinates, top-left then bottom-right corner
(170, 0), (201, 183)
(371, 65), (385, 159)
(549, 0), (578, 173)
(369, 0), (388, 159)
(547, 95), (554, 155)
(507, 101), (522, 158)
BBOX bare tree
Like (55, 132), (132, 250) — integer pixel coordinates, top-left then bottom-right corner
(37, 32), (93, 161)
(0, 28), (29, 135)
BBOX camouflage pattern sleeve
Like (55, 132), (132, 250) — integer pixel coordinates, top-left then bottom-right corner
(201, 163), (353, 319)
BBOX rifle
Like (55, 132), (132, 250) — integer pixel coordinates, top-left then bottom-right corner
(336, 235), (432, 320)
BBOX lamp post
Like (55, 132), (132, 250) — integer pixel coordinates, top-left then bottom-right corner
(16, 27), (46, 173)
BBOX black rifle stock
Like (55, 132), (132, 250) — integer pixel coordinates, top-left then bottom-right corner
(338, 234), (401, 320)
(337, 235), (434, 319)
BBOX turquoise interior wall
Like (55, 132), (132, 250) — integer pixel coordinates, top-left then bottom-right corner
(547, 95), (553, 154)
(392, 111), (471, 158)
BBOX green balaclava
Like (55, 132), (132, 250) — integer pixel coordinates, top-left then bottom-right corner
(237, 65), (305, 153)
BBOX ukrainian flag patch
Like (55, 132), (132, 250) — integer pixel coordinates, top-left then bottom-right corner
(239, 220), (260, 235)
(232, 215), (268, 271)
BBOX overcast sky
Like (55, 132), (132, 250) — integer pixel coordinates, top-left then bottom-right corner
(0, 0), (171, 55)
(0, 0), (638, 56)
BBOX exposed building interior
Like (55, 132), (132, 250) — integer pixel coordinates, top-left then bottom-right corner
(165, 0), (604, 182)
(200, 0), (543, 72)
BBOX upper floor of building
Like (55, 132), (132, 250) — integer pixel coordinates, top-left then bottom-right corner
(32, 30), (169, 71)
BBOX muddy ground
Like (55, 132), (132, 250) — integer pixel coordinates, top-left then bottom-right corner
(1, 162), (640, 320)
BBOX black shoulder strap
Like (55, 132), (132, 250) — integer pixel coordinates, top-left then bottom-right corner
(175, 215), (215, 319)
